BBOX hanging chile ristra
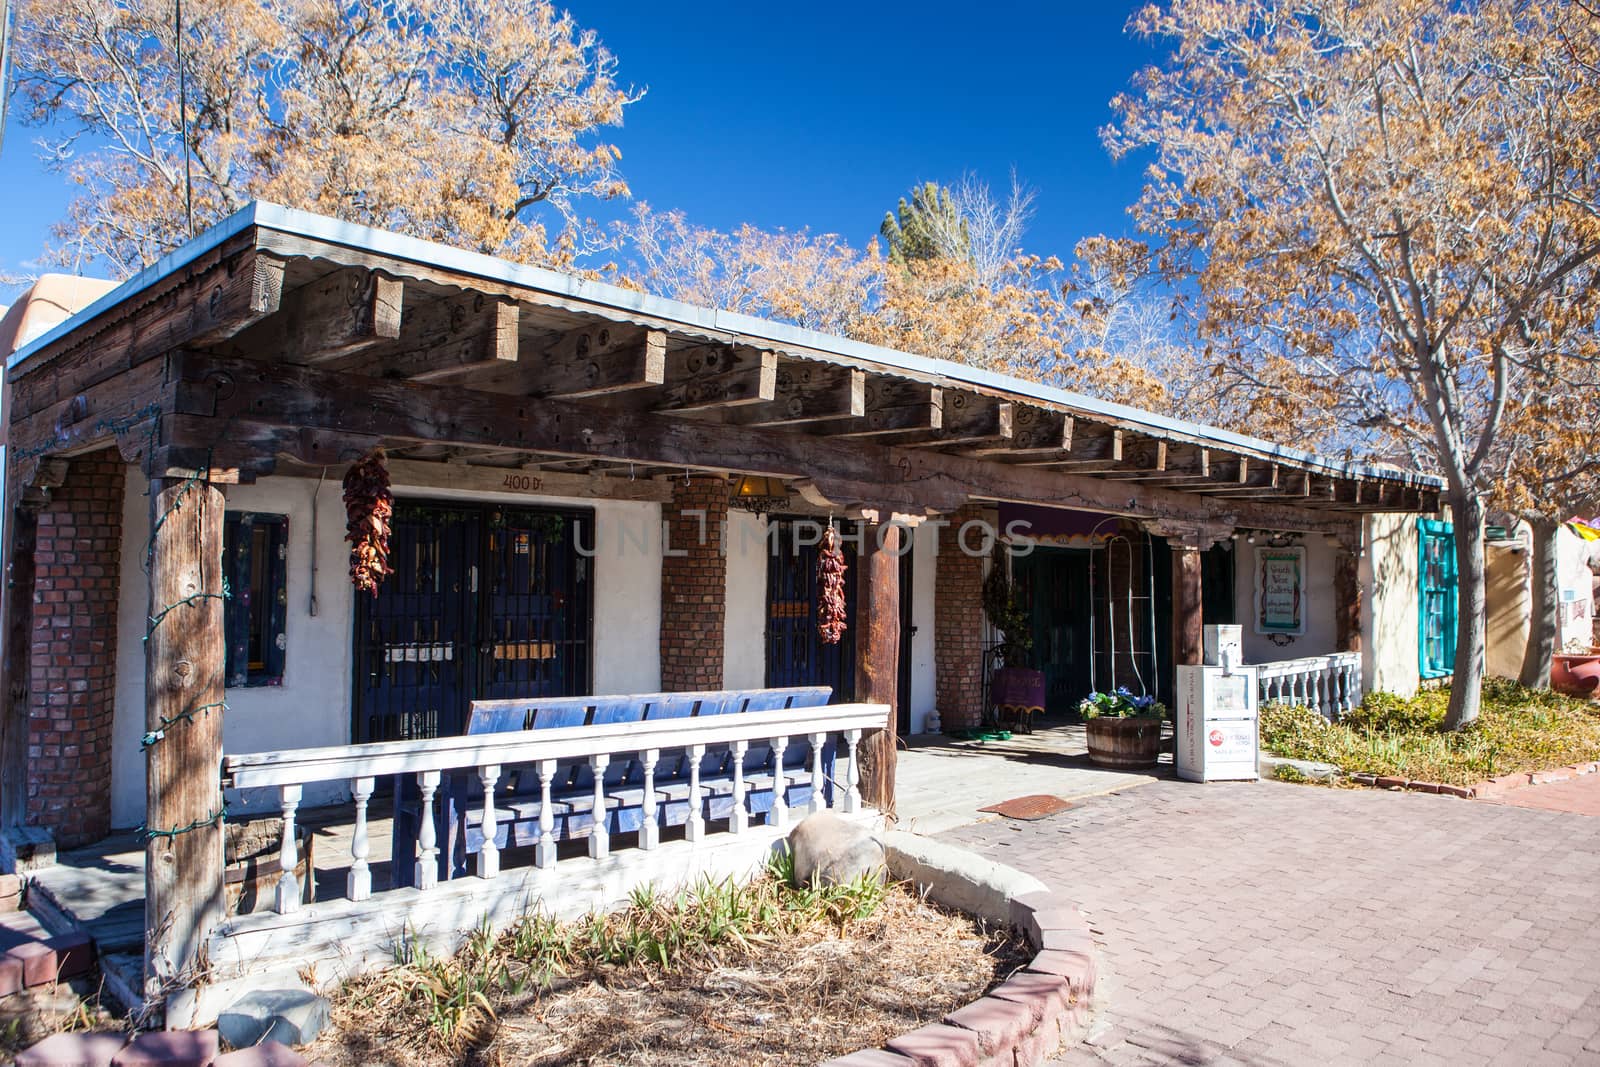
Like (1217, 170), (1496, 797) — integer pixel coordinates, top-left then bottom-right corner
(343, 447), (394, 595)
(817, 523), (848, 645)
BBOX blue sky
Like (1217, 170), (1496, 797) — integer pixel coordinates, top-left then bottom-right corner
(0, 0), (1159, 279)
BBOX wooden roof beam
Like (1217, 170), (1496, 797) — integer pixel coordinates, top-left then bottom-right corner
(719, 362), (866, 427)
(328, 291), (519, 383)
(1010, 425), (1123, 469)
(897, 393), (1014, 448)
(649, 344), (777, 413)
(230, 267), (402, 365)
(968, 407), (1071, 458)
(807, 379), (943, 438)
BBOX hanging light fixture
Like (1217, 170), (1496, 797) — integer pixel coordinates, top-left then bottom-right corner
(728, 474), (790, 515)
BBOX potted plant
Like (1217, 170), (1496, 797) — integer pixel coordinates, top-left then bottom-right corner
(1078, 688), (1168, 768)
(1551, 639), (1600, 699)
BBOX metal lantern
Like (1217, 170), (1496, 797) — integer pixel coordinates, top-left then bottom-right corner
(728, 474), (790, 515)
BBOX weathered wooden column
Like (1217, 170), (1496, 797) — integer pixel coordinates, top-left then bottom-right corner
(854, 519), (901, 815)
(1333, 527), (1364, 654)
(1151, 521), (1218, 669)
(1170, 541), (1204, 668)
(0, 495), (43, 833)
(144, 474), (227, 1020)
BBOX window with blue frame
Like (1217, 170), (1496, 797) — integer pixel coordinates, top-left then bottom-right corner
(1417, 518), (1457, 679)
(224, 512), (289, 687)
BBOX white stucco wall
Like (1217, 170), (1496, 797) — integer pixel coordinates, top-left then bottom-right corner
(1556, 525), (1596, 650)
(1361, 513), (1421, 698)
(723, 511), (768, 691)
(110, 474), (664, 828)
(1234, 535), (1340, 664)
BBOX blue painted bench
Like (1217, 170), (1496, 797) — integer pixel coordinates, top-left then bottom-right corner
(393, 686), (834, 885)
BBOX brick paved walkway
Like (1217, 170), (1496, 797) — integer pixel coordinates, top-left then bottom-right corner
(938, 779), (1600, 1066)
(1485, 773), (1600, 817)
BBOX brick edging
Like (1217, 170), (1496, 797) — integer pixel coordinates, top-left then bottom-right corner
(819, 887), (1096, 1066)
(1345, 760), (1600, 800)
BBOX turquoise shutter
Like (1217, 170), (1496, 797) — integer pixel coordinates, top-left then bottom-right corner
(1417, 519), (1457, 679)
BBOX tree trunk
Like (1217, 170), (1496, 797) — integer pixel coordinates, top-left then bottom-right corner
(854, 522), (901, 816)
(1517, 517), (1560, 690)
(1442, 491), (1487, 730)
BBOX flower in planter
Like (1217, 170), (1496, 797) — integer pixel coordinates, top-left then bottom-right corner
(1078, 687), (1169, 720)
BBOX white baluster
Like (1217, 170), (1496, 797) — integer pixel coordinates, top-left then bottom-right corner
(416, 770), (440, 891)
(535, 759), (557, 869)
(588, 754), (610, 859)
(275, 784), (302, 914)
(347, 776), (373, 902)
(641, 749), (660, 850)
(808, 732), (826, 815)
(769, 735), (789, 829)
(686, 744), (706, 842)
(842, 729), (862, 813)
(731, 740), (749, 833)
(478, 764), (501, 880)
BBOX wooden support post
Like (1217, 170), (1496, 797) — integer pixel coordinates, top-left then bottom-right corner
(1171, 543), (1204, 668)
(0, 499), (41, 831)
(143, 474), (227, 1013)
(1334, 528), (1364, 654)
(854, 520), (901, 815)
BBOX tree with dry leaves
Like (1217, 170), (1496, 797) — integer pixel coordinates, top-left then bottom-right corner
(1102, 0), (1600, 728)
(13, 0), (641, 276)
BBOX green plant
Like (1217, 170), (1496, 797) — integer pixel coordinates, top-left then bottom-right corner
(1272, 763), (1309, 783)
(1078, 687), (1167, 720)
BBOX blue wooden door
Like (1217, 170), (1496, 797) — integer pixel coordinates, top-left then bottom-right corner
(766, 518), (857, 701)
(1418, 519), (1457, 679)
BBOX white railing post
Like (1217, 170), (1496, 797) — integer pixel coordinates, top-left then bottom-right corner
(808, 732), (826, 815)
(730, 740), (749, 833)
(478, 764), (501, 880)
(769, 735), (789, 829)
(275, 784), (302, 914)
(640, 749), (660, 850)
(842, 729), (861, 814)
(588, 754), (610, 859)
(536, 759), (557, 869)
(686, 744), (706, 842)
(347, 776), (373, 902)
(416, 770), (440, 891)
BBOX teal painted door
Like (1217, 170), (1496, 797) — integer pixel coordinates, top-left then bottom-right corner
(1418, 519), (1457, 679)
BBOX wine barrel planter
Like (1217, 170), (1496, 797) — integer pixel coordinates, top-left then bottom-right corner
(1085, 716), (1164, 769)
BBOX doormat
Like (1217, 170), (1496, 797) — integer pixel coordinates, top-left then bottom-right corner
(978, 794), (1073, 821)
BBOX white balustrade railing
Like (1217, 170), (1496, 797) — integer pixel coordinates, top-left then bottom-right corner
(1256, 652), (1362, 719)
(223, 701), (888, 915)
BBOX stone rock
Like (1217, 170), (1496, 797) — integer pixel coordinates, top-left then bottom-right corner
(110, 1029), (219, 1067)
(218, 988), (330, 1049)
(787, 812), (884, 888)
(213, 1041), (311, 1067)
(15, 1031), (127, 1067)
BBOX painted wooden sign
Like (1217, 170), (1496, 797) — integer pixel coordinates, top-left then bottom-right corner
(1254, 546), (1306, 636)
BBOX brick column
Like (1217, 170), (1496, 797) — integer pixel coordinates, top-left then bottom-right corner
(28, 450), (126, 848)
(659, 476), (728, 691)
(934, 504), (987, 731)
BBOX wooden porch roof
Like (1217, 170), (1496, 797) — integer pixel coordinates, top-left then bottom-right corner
(5, 202), (1441, 533)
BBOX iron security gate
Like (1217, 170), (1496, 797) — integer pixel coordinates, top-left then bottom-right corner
(353, 502), (593, 743)
(766, 518), (856, 701)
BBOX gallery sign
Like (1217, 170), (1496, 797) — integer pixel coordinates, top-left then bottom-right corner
(1254, 546), (1306, 636)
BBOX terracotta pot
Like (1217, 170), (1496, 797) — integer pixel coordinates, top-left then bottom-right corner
(1086, 716), (1165, 769)
(1551, 652), (1600, 699)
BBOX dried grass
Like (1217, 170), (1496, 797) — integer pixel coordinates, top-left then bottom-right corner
(307, 869), (1026, 1067)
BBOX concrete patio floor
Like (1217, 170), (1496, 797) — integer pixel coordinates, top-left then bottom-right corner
(894, 717), (1161, 835)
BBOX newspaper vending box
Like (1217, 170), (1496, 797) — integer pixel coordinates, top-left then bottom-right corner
(1175, 663), (1259, 783)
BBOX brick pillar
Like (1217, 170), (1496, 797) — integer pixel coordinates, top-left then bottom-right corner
(934, 504), (987, 731)
(28, 450), (126, 848)
(659, 476), (728, 691)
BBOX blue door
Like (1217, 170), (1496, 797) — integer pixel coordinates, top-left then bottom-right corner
(1418, 519), (1457, 679)
(766, 518), (857, 701)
